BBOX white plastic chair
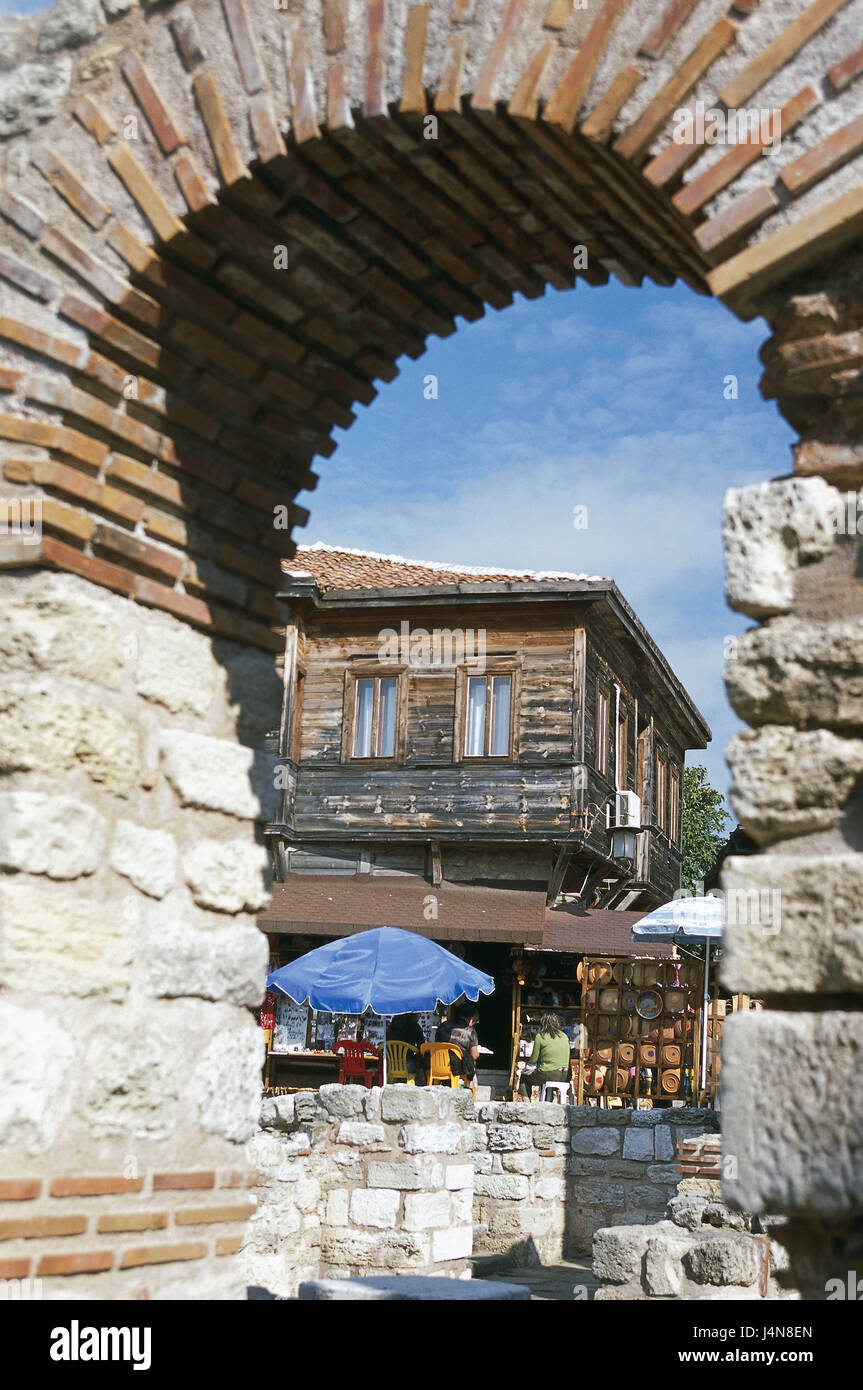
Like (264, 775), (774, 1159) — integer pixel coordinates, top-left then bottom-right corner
(540, 1080), (572, 1104)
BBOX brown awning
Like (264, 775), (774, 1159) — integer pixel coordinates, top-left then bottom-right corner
(259, 874), (546, 943)
(539, 904), (674, 958)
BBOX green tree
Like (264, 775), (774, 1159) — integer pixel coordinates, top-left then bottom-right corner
(680, 765), (731, 894)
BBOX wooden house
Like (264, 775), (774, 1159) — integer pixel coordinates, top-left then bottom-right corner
(260, 544), (710, 1084)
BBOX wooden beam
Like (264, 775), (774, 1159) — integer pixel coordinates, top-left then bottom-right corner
(547, 843), (574, 903)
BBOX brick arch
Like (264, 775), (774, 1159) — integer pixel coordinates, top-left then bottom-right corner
(1, 0), (862, 635)
(2, 0), (863, 1300)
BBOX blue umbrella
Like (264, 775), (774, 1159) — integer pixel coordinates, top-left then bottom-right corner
(266, 926), (495, 1015)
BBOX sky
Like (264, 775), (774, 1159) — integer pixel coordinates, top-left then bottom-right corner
(299, 280), (794, 810)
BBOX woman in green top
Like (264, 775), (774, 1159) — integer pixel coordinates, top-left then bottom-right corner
(518, 1013), (572, 1098)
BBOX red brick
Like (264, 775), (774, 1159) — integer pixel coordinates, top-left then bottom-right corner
(41, 536), (137, 597)
(0, 190), (45, 239)
(780, 115), (863, 197)
(0, 367), (22, 391)
(73, 94), (116, 146)
(0, 1180), (41, 1201)
(131, 574), (214, 628)
(97, 1212), (168, 1233)
(37, 1251), (114, 1276)
(0, 1215), (86, 1240)
(638, 0), (700, 59)
(31, 146), (111, 230)
(93, 524), (185, 582)
(215, 1234), (244, 1256)
(0, 411), (108, 470)
(223, 0), (265, 95)
(122, 52), (187, 154)
(175, 1203), (255, 1226)
(119, 1241), (207, 1269)
(0, 1259), (31, 1278)
(827, 40), (863, 92)
(0, 249), (57, 301)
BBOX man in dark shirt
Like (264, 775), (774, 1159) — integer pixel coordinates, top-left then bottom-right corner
(436, 1007), (480, 1083)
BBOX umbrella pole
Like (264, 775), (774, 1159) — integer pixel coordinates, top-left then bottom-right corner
(382, 1016), (387, 1087)
(700, 942), (710, 1098)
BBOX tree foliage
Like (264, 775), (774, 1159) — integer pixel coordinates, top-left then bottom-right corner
(681, 765), (731, 894)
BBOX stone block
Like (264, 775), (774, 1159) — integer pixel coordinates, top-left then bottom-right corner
(144, 917), (266, 1007)
(725, 613), (863, 730)
(299, 1274), (529, 1300)
(571, 1128), (620, 1156)
(450, 1190), (472, 1225)
(0, 792), (108, 879)
(317, 1084), (366, 1120)
(470, 1153), (493, 1175)
(445, 1164), (474, 1190)
(398, 1122), (462, 1155)
(465, 1123), (487, 1151)
(110, 820), (177, 899)
(568, 1106), (599, 1126)
(646, 1164), (680, 1185)
(630, 1184), (670, 1211)
(684, 1233), (762, 1287)
(496, 1102), (567, 1126)
(85, 1019), (180, 1140)
(0, 684), (139, 793)
(362, 1088), (382, 1122)
(723, 477), (836, 618)
(473, 1175), (530, 1200)
(645, 1224), (692, 1296)
(380, 1087), (436, 1122)
(722, 1011), (863, 1218)
(161, 729), (279, 821)
(572, 1180), (625, 1207)
(403, 1190), (451, 1230)
(726, 726), (863, 845)
(595, 1110), (631, 1125)
(535, 1176), (565, 1201)
(721, 852), (863, 995)
(194, 1020), (264, 1142)
(350, 1189), (399, 1229)
(568, 1156), (608, 1176)
(592, 1224), (649, 1283)
(431, 1226), (472, 1262)
(38, 0), (104, 51)
(0, 1001), (76, 1154)
(319, 1228), (379, 1266)
(487, 1124), (533, 1152)
(501, 1150), (540, 1175)
(655, 1126), (675, 1162)
(0, 572), (123, 686)
(135, 619), (217, 714)
(336, 1122), (389, 1150)
(622, 1128), (654, 1161)
(183, 839), (271, 914)
(531, 1125), (559, 1148)
(367, 1158), (441, 1190)
(0, 881), (132, 1001)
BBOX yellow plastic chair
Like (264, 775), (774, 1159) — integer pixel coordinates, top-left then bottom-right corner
(383, 1040), (419, 1085)
(421, 1041), (464, 1088)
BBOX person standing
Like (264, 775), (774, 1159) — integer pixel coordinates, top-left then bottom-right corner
(518, 1012), (571, 1098)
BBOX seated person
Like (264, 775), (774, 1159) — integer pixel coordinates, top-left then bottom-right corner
(388, 1013), (426, 1080)
(518, 1012), (571, 1098)
(435, 1007), (480, 1084)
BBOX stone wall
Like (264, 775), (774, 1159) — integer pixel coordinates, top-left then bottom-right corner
(470, 1104), (719, 1265)
(241, 1084), (476, 1299)
(0, 569), (280, 1298)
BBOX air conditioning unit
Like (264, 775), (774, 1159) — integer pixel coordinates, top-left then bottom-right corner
(607, 791), (641, 829)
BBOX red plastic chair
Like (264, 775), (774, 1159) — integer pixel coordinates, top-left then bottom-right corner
(333, 1040), (379, 1088)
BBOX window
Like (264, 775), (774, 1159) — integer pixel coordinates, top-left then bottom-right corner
(669, 767), (681, 846)
(616, 706), (628, 790)
(595, 683), (610, 777)
(655, 751), (668, 834)
(344, 672), (402, 761)
(457, 669), (516, 759)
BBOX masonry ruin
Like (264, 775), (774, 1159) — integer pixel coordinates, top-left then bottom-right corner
(1, 0), (862, 1298)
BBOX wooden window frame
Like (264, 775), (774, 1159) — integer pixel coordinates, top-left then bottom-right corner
(595, 680), (610, 779)
(453, 663), (520, 763)
(655, 746), (668, 835)
(290, 662), (306, 762)
(341, 666), (407, 764)
(669, 765), (681, 846)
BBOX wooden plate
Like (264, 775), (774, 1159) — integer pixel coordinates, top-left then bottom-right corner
(617, 1043), (635, 1065)
(595, 1044), (614, 1064)
(598, 987), (619, 1012)
(589, 962), (614, 986)
(614, 1068), (631, 1092)
(661, 1070), (681, 1094)
(636, 989), (663, 1020)
(611, 962), (626, 985)
(662, 1043), (682, 1067)
(618, 1015), (633, 1037)
(664, 989), (687, 1014)
(597, 1014), (615, 1038)
(639, 1043), (657, 1066)
(622, 989), (638, 1012)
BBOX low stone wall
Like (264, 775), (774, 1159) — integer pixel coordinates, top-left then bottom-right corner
(240, 1085), (475, 1299)
(470, 1104), (718, 1265)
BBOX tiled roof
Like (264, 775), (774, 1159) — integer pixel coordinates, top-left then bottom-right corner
(259, 874), (547, 943)
(541, 904), (673, 958)
(284, 542), (607, 593)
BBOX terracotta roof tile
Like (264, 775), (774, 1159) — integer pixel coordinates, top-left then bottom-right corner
(283, 541), (608, 593)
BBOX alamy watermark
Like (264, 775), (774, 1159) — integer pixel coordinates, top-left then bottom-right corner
(378, 620), (486, 674)
(0, 495), (41, 544)
(673, 101), (782, 151)
(674, 881), (781, 936)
